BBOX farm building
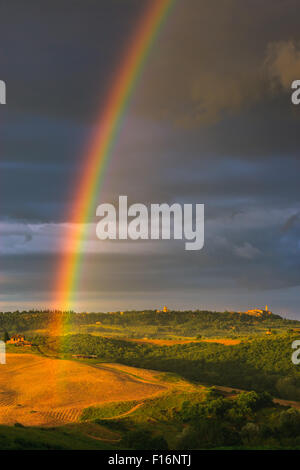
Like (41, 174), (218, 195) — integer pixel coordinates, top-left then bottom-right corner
(6, 335), (32, 346)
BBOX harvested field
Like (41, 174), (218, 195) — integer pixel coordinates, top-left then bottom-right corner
(126, 338), (241, 346)
(0, 354), (165, 426)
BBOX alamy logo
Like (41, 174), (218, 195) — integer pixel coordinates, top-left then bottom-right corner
(0, 80), (6, 104)
(96, 196), (204, 251)
(0, 341), (6, 364)
(292, 340), (300, 365)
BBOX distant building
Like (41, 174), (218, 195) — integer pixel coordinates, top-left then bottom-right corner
(156, 306), (170, 313)
(6, 335), (32, 346)
(245, 305), (272, 317)
(6, 334), (25, 344)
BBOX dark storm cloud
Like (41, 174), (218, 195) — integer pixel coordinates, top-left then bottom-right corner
(266, 40), (300, 90)
(281, 212), (300, 233)
(134, 0), (300, 126)
(0, 111), (90, 222)
(0, 0), (146, 121)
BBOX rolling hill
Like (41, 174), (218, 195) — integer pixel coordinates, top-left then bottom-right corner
(0, 354), (165, 426)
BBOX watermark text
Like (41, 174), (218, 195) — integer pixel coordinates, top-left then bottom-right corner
(0, 341), (6, 364)
(96, 196), (204, 251)
(0, 80), (6, 104)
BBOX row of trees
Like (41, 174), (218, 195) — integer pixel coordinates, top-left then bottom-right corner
(0, 309), (298, 336)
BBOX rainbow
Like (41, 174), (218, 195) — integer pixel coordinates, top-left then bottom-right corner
(51, 0), (176, 332)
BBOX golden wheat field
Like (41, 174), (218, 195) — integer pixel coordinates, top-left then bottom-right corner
(127, 338), (241, 346)
(0, 354), (165, 426)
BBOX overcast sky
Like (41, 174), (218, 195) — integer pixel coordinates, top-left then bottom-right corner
(1, 0), (300, 317)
